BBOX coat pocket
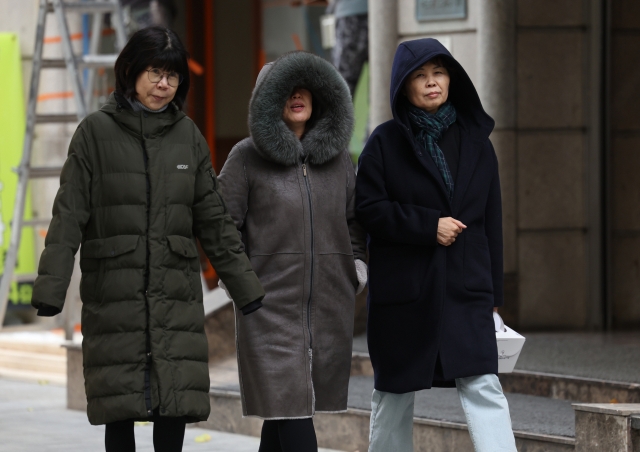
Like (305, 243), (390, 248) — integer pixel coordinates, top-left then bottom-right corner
(166, 235), (201, 271)
(81, 235), (141, 301)
(463, 232), (493, 293)
(368, 244), (427, 305)
(166, 235), (200, 302)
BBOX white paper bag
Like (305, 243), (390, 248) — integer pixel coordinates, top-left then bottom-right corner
(494, 312), (526, 373)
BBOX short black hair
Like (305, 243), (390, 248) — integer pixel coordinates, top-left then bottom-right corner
(114, 26), (190, 110)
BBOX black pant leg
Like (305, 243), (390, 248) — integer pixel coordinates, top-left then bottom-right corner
(105, 419), (135, 452)
(278, 418), (318, 452)
(153, 416), (186, 452)
(259, 420), (282, 452)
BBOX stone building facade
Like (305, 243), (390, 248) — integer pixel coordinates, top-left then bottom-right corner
(369, 0), (640, 330)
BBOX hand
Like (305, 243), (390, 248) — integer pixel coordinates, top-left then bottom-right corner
(437, 217), (466, 246)
(493, 307), (499, 313)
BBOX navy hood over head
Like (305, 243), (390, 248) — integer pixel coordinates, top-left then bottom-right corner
(390, 38), (495, 140)
(355, 37), (507, 394)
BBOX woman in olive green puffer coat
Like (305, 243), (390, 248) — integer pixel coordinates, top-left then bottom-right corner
(30, 27), (264, 451)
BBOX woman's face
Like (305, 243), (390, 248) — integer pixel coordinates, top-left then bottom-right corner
(282, 88), (313, 136)
(404, 61), (450, 114)
(135, 66), (178, 110)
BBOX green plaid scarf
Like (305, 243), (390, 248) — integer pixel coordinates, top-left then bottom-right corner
(407, 101), (457, 201)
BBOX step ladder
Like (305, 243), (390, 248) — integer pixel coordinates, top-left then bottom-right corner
(0, 0), (127, 332)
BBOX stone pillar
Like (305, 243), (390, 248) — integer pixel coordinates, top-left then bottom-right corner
(368, 0), (398, 130)
(477, 0), (518, 321)
(574, 403), (640, 451)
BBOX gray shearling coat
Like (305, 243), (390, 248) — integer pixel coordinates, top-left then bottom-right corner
(218, 51), (366, 419)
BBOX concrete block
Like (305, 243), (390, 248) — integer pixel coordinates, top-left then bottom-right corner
(517, 0), (585, 27)
(611, 134), (640, 231)
(518, 231), (587, 329)
(612, 235), (640, 328)
(500, 371), (640, 403)
(574, 404), (640, 452)
(632, 415), (640, 451)
(517, 132), (586, 229)
(611, 35), (640, 131)
(612, 0), (640, 30)
(490, 130), (517, 273)
(65, 343), (87, 412)
(517, 31), (585, 129)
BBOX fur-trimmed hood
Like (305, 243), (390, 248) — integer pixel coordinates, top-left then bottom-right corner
(248, 51), (354, 166)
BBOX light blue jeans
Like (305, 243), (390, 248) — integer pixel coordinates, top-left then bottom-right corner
(368, 374), (517, 452)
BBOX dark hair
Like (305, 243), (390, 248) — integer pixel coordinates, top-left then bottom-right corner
(114, 26), (190, 110)
(416, 55), (457, 78)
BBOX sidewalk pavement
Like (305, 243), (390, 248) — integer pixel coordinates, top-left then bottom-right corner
(0, 377), (340, 452)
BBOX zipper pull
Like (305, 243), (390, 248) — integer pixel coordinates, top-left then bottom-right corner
(302, 164), (307, 177)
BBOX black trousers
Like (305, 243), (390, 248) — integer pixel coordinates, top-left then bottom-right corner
(104, 412), (186, 452)
(258, 418), (318, 452)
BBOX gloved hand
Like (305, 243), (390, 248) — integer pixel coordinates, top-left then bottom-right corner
(355, 259), (368, 295)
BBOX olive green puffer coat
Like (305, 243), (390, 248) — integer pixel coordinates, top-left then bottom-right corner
(31, 93), (264, 425)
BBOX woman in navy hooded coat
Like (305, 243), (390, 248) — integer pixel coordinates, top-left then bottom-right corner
(355, 39), (517, 451)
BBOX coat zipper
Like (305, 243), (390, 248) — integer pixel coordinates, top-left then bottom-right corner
(142, 138), (153, 418)
(302, 163), (314, 349)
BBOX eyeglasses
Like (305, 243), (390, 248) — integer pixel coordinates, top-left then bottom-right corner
(146, 68), (183, 87)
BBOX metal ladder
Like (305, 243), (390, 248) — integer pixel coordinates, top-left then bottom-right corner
(0, 0), (127, 330)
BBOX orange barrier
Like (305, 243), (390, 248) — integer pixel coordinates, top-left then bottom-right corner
(37, 91), (74, 102)
(43, 28), (115, 44)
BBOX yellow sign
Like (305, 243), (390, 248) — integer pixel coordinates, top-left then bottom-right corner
(0, 33), (36, 309)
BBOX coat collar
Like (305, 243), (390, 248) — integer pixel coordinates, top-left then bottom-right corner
(100, 92), (186, 138)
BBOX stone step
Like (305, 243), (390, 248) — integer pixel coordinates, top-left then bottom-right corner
(350, 352), (640, 403)
(0, 339), (66, 356)
(0, 348), (67, 375)
(0, 367), (67, 385)
(351, 332), (640, 404)
(203, 377), (576, 452)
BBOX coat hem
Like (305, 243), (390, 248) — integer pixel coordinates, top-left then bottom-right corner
(241, 414), (314, 420)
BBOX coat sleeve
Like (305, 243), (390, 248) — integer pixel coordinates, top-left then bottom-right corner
(217, 145), (249, 235)
(485, 144), (504, 307)
(344, 152), (367, 261)
(355, 134), (441, 246)
(192, 135), (264, 310)
(31, 126), (92, 316)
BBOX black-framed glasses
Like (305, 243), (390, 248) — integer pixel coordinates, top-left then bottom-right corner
(146, 68), (183, 87)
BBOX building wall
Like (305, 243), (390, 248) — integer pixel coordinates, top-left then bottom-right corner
(378, 0), (620, 330)
(610, 0), (640, 328)
(514, 0), (595, 330)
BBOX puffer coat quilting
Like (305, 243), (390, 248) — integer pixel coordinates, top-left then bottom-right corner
(32, 93), (264, 425)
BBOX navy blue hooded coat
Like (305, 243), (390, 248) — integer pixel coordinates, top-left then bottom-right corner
(355, 39), (502, 393)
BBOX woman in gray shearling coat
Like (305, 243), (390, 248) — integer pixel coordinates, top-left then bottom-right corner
(218, 51), (367, 451)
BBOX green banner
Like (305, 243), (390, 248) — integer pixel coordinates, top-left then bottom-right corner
(0, 33), (36, 310)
